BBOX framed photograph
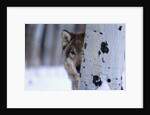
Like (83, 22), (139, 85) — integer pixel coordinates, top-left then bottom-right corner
(3, 0), (147, 111)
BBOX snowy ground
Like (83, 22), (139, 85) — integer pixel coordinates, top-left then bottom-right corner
(25, 66), (125, 90)
(25, 66), (72, 90)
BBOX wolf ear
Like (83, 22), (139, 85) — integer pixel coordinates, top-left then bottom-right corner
(61, 30), (72, 49)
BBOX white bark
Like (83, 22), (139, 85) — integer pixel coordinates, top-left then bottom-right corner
(79, 24), (125, 90)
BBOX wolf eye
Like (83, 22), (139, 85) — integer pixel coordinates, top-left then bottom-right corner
(70, 50), (75, 55)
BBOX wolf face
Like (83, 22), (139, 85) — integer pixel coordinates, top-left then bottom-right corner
(61, 30), (84, 90)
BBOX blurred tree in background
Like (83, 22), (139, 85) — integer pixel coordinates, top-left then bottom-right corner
(25, 24), (85, 67)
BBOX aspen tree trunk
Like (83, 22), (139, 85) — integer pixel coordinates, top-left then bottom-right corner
(41, 24), (55, 65)
(78, 24), (125, 90)
(25, 24), (45, 67)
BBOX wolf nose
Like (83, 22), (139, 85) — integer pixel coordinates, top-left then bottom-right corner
(76, 65), (81, 73)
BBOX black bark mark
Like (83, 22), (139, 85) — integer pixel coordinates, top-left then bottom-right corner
(84, 81), (88, 86)
(101, 42), (109, 53)
(85, 83), (88, 86)
(94, 30), (96, 32)
(83, 58), (85, 62)
(121, 86), (124, 90)
(98, 51), (101, 56)
(107, 79), (111, 83)
(102, 58), (105, 63)
(93, 75), (102, 87)
(84, 42), (87, 49)
(118, 26), (122, 31)
(100, 32), (103, 35)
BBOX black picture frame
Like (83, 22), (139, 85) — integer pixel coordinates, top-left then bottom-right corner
(1, 0), (148, 113)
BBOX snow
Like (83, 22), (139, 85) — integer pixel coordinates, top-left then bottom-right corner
(25, 66), (72, 90)
(25, 66), (124, 90)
